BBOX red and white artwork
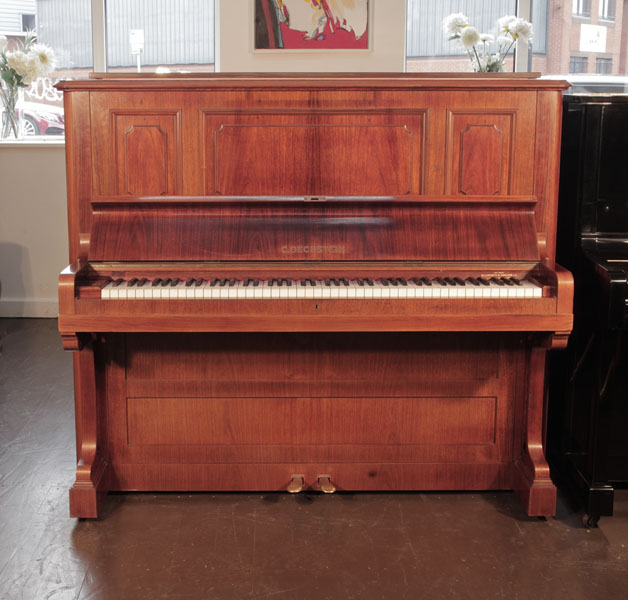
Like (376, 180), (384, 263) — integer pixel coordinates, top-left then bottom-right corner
(255, 0), (369, 50)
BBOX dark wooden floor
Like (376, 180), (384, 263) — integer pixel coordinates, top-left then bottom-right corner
(0, 318), (627, 600)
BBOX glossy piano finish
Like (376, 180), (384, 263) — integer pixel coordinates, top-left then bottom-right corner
(549, 95), (628, 526)
(57, 74), (572, 519)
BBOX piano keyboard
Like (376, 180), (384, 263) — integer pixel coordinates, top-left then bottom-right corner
(101, 277), (542, 299)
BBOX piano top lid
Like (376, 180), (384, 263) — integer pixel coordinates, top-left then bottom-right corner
(88, 195), (541, 264)
(56, 72), (570, 92)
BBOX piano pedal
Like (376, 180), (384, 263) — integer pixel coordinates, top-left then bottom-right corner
(317, 475), (337, 494)
(287, 475), (305, 494)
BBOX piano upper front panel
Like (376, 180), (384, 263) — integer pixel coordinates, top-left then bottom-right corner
(74, 83), (550, 263)
(206, 112), (422, 196)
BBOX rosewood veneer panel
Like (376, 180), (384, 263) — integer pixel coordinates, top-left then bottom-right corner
(205, 113), (423, 196)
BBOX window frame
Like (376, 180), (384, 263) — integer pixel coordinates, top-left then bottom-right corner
(596, 57), (612, 74)
(599, 0), (616, 21)
(573, 0), (591, 17)
(570, 55), (589, 73)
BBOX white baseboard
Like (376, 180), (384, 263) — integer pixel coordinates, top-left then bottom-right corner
(0, 298), (59, 318)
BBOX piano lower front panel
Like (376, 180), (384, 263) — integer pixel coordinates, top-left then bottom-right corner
(98, 332), (527, 492)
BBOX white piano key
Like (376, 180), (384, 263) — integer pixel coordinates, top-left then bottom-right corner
(194, 282), (206, 298)
(174, 281), (187, 298)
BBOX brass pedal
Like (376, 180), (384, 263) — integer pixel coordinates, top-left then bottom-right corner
(287, 475), (305, 494)
(318, 475), (336, 494)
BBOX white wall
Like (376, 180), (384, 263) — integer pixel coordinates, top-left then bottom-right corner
(216, 0), (406, 72)
(0, 143), (68, 317)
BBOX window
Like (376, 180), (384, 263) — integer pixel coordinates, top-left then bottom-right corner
(596, 58), (612, 74)
(573, 0), (591, 17)
(105, 0), (215, 74)
(570, 56), (589, 73)
(21, 14), (36, 31)
(406, 0), (518, 73)
(599, 0), (616, 20)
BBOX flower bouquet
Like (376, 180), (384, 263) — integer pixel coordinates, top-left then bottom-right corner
(443, 13), (533, 73)
(0, 32), (56, 139)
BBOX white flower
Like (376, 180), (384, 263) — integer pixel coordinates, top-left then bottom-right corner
(498, 15), (517, 33)
(6, 50), (40, 84)
(6, 51), (31, 76)
(480, 33), (494, 43)
(0, 35), (8, 52)
(508, 18), (533, 42)
(497, 35), (512, 46)
(29, 43), (56, 75)
(443, 13), (468, 37)
(460, 26), (480, 48)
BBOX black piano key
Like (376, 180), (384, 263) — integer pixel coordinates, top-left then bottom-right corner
(277, 279), (283, 287)
(112, 278), (124, 287)
(161, 278), (172, 287)
(128, 278), (138, 287)
(253, 279), (260, 287)
(435, 277), (447, 285)
(510, 277), (522, 286)
(341, 278), (350, 286)
(228, 279), (236, 286)
(331, 278), (340, 286)
(387, 278), (398, 286)
(379, 278), (390, 286)
(324, 279), (331, 286)
(300, 280), (307, 286)
(268, 279), (274, 287)
(466, 277), (480, 286)
(210, 278), (219, 287)
(453, 277), (466, 286)
(410, 277), (423, 286)
(285, 279), (292, 287)
(365, 278), (374, 286)
(185, 278), (195, 287)
(444, 277), (457, 286)
(219, 279), (228, 287)
(490, 277), (505, 286)
(309, 279), (316, 286)
(151, 278), (162, 287)
(138, 278), (148, 287)
(501, 277), (515, 286)
(357, 278), (365, 286)
(170, 278), (180, 286)
(477, 278), (490, 286)
(397, 278), (408, 286)
(195, 279), (203, 286)
(421, 277), (432, 286)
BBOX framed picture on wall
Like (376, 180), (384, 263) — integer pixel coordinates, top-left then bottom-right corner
(254, 0), (369, 50)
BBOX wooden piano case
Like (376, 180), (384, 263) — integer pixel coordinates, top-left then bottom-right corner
(57, 74), (572, 518)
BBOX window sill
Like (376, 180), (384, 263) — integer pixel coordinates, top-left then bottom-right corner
(0, 137), (65, 148)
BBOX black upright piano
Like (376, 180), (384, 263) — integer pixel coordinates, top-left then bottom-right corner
(549, 94), (628, 526)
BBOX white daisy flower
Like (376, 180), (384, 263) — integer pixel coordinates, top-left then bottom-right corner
(460, 26), (480, 48)
(443, 13), (469, 37)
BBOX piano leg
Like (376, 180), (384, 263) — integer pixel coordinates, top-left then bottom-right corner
(513, 344), (557, 517)
(69, 342), (110, 518)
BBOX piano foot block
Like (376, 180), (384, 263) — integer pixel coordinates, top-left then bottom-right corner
(513, 462), (557, 517)
(69, 459), (110, 519)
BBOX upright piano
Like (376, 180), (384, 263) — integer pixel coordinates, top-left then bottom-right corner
(57, 74), (573, 519)
(549, 94), (628, 526)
